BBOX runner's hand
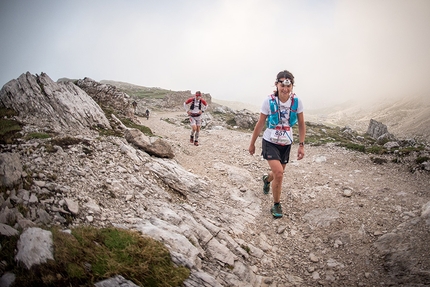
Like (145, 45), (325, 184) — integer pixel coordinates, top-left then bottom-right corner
(297, 146), (304, 160)
(249, 144), (255, 155)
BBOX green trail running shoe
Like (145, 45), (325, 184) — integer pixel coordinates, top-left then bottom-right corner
(271, 204), (283, 218)
(262, 175), (270, 194)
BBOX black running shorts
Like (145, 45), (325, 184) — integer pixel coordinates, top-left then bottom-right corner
(261, 139), (291, 164)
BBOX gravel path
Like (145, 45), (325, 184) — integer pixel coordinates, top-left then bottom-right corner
(140, 111), (430, 286)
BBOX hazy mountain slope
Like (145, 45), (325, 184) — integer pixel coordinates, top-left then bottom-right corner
(363, 95), (430, 140)
(211, 98), (260, 112)
(306, 94), (430, 141)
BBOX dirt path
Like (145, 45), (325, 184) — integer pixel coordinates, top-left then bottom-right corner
(139, 111), (430, 286)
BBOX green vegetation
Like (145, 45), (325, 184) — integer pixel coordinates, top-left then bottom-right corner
(241, 244), (251, 254)
(365, 145), (387, 154)
(118, 86), (170, 99)
(304, 121), (426, 154)
(340, 143), (366, 153)
(0, 108), (22, 144)
(24, 132), (51, 140)
(371, 157), (388, 165)
(120, 117), (153, 136)
(416, 156), (430, 164)
(134, 89), (170, 99)
(5, 226), (190, 287)
(50, 136), (89, 148)
(97, 105), (154, 136)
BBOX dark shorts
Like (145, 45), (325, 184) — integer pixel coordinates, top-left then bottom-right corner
(261, 139), (291, 164)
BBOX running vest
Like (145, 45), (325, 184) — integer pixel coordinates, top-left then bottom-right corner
(190, 100), (202, 110)
(266, 93), (298, 129)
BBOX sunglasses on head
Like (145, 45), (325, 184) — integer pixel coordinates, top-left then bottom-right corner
(277, 79), (292, 87)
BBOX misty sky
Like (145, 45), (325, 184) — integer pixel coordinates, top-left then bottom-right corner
(1, 0), (429, 109)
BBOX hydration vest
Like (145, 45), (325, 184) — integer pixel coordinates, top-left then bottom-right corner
(190, 99), (202, 110)
(266, 94), (298, 129)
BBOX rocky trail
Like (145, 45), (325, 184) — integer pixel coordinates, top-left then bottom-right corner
(140, 110), (430, 286)
(1, 73), (429, 286)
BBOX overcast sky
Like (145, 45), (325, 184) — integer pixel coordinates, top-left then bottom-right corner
(1, 0), (429, 109)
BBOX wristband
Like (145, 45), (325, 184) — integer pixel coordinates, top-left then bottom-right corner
(299, 142), (304, 147)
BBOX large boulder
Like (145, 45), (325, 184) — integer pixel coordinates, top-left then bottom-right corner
(0, 72), (111, 136)
(124, 128), (174, 159)
(0, 153), (22, 188)
(367, 119), (389, 139)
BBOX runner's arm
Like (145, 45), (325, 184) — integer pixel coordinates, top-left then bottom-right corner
(201, 99), (208, 113)
(184, 98), (193, 112)
(249, 113), (267, 155)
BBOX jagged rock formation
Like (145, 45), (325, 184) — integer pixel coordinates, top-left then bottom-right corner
(76, 77), (133, 117)
(367, 119), (389, 139)
(0, 72), (111, 136)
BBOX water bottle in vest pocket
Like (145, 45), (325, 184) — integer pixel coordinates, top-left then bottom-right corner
(266, 96), (279, 129)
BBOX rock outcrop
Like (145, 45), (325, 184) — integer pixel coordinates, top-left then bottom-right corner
(0, 72), (111, 136)
(76, 77), (133, 117)
(367, 118), (390, 139)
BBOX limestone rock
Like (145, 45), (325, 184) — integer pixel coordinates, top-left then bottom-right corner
(367, 119), (389, 139)
(0, 153), (22, 188)
(76, 77), (133, 118)
(15, 227), (54, 269)
(124, 128), (174, 158)
(0, 72), (111, 136)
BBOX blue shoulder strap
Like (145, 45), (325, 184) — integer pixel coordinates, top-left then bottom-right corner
(266, 94), (279, 129)
(289, 95), (299, 126)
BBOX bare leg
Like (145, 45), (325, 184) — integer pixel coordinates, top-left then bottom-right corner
(190, 125), (197, 137)
(195, 126), (201, 141)
(266, 160), (286, 203)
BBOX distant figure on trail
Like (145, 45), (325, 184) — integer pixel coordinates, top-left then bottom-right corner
(248, 70), (306, 219)
(184, 91), (208, 146)
(145, 109), (150, 120)
(132, 101), (137, 114)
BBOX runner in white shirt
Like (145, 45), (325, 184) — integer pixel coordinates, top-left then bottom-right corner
(249, 70), (306, 218)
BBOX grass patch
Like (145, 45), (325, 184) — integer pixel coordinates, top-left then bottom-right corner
(0, 108), (22, 143)
(50, 136), (88, 148)
(366, 145), (387, 154)
(120, 117), (153, 136)
(131, 89), (170, 99)
(98, 105), (153, 136)
(339, 143), (365, 152)
(24, 132), (51, 140)
(416, 156), (430, 164)
(0, 119), (22, 136)
(398, 146), (424, 155)
(371, 157), (388, 164)
(241, 244), (251, 254)
(120, 88), (170, 99)
(96, 125), (123, 137)
(10, 226), (189, 287)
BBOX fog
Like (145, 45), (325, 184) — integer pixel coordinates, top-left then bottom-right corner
(1, 0), (429, 109)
